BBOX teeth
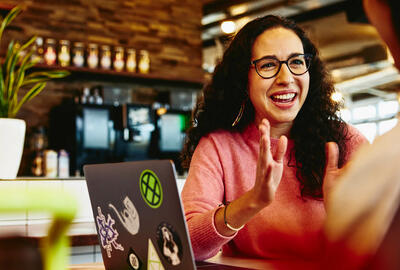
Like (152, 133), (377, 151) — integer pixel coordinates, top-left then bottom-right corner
(272, 93), (295, 100)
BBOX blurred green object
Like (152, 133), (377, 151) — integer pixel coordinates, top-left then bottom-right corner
(0, 187), (77, 270)
(0, 6), (70, 118)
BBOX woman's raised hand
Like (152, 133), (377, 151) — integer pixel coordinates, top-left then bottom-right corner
(214, 119), (287, 236)
(252, 119), (288, 206)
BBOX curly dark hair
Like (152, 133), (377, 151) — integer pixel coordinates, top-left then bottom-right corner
(182, 15), (349, 199)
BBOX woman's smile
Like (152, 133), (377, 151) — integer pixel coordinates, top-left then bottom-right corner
(269, 90), (298, 108)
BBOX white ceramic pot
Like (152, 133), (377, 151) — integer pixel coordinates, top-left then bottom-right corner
(0, 118), (26, 179)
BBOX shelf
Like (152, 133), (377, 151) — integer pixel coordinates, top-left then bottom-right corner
(32, 64), (205, 88)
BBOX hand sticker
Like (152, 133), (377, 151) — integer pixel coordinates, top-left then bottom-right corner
(109, 196), (140, 235)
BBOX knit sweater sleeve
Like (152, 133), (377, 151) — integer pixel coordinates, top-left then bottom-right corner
(181, 134), (236, 261)
(344, 124), (369, 163)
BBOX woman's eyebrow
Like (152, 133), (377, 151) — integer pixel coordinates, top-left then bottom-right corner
(256, 52), (304, 60)
(288, 52), (304, 58)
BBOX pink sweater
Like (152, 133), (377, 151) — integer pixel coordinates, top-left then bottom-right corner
(181, 123), (367, 261)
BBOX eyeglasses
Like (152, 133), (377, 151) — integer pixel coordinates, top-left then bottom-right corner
(251, 53), (312, 79)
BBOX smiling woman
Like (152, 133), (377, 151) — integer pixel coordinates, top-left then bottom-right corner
(180, 15), (368, 261)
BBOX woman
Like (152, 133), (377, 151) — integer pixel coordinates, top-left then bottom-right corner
(181, 15), (367, 261)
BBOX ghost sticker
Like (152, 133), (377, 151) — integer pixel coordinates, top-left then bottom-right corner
(96, 206), (124, 258)
(109, 196), (140, 235)
(127, 248), (142, 270)
(156, 222), (182, 266)
(148, 238), (165, 270)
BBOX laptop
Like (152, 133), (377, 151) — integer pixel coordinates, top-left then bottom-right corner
(84, 160), (252, 270)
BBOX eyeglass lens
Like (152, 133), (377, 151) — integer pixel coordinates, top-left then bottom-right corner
(254, 54), (310, 79)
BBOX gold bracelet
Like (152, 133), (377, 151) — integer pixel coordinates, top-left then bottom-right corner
(224, 201), (245, 231)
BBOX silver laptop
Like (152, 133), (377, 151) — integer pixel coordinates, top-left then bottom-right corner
(84, 160), (252, 270)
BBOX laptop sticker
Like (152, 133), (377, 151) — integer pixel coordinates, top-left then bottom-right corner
(127, 247), (142, 270)
(156, 222), (182, 266)
(139, 169), (163, 209)
(109, 196), (140, 235)
(96, 206), (124, 258)
(148, 238), (165, 270)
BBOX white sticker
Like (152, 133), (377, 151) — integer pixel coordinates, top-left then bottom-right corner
(96, 206), (124, 258)
(109, 196), (140, 235)
(128, 249), (141, 270)
(148, 238), (165, 270)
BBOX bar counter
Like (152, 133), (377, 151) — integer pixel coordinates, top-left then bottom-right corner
(0, 176), (186, 264)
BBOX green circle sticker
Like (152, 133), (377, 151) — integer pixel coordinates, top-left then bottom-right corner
(139, 169), (163, 208)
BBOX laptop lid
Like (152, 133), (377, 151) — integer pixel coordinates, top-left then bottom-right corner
(84, 160), (197, 270)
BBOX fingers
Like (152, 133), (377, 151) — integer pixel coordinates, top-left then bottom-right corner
(325, 142), (339, 171)
(259, 119), (272, 163)
(259, 119), (288, 163)
(274, 135), (288, 163)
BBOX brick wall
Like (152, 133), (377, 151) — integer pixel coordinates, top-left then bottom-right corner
(2, 0), (203, 81)
(0, 0), (204, 175)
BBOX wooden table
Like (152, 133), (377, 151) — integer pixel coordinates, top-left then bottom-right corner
(1, 222), (319, 269)
(69, 252), (319, 270)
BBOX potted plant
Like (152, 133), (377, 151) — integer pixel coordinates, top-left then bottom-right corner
(0, 6), (69, 179)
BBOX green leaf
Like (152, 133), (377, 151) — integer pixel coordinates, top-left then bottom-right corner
(22, 70), (70, 86)
(10, 82), (46, 118)
(12, 49), (34, 98)
(0, 64), (4, 97)
(0, 6), (22, 48)
(19, 35), (36, 53)
(4, 41), (18, 98)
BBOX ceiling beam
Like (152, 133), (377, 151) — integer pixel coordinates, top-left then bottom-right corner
(202, 0), (350, 47)
(202, 0), (288, 30)
(203, 0), (254, 16)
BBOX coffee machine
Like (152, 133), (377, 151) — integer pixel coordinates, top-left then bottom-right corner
(49, 102), (155, 176)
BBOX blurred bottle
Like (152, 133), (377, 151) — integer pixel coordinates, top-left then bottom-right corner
(44, 38), (57, 65)
(58, 150), (69, 178)
(113, 46), (125, 72)
(58, 40), (70, 67)
(92, 87), (103, 105)
(138, 50), (150, 73)
(126, 48), (136, 72)
(44, 150), (58, 178)
(30, 127), (48, 176)
(81, 87), (91, 104)
(32, 152), (44, 177)
(87, 43), (99, 69)
(72, 42), (85, 67)
(100, 45), (111, 69)
(31, 37), (44, 64)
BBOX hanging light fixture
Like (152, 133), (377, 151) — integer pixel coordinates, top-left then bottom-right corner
(221, 20), (236, 34)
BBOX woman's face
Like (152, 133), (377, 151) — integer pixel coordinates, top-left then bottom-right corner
(248, 27), (310, 127)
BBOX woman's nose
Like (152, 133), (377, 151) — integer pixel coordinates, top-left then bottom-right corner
(275, 63), (294, 84)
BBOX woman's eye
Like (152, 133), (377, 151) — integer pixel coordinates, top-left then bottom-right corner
(259, 61), (276, 69)
(290, 59), (305, 66)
